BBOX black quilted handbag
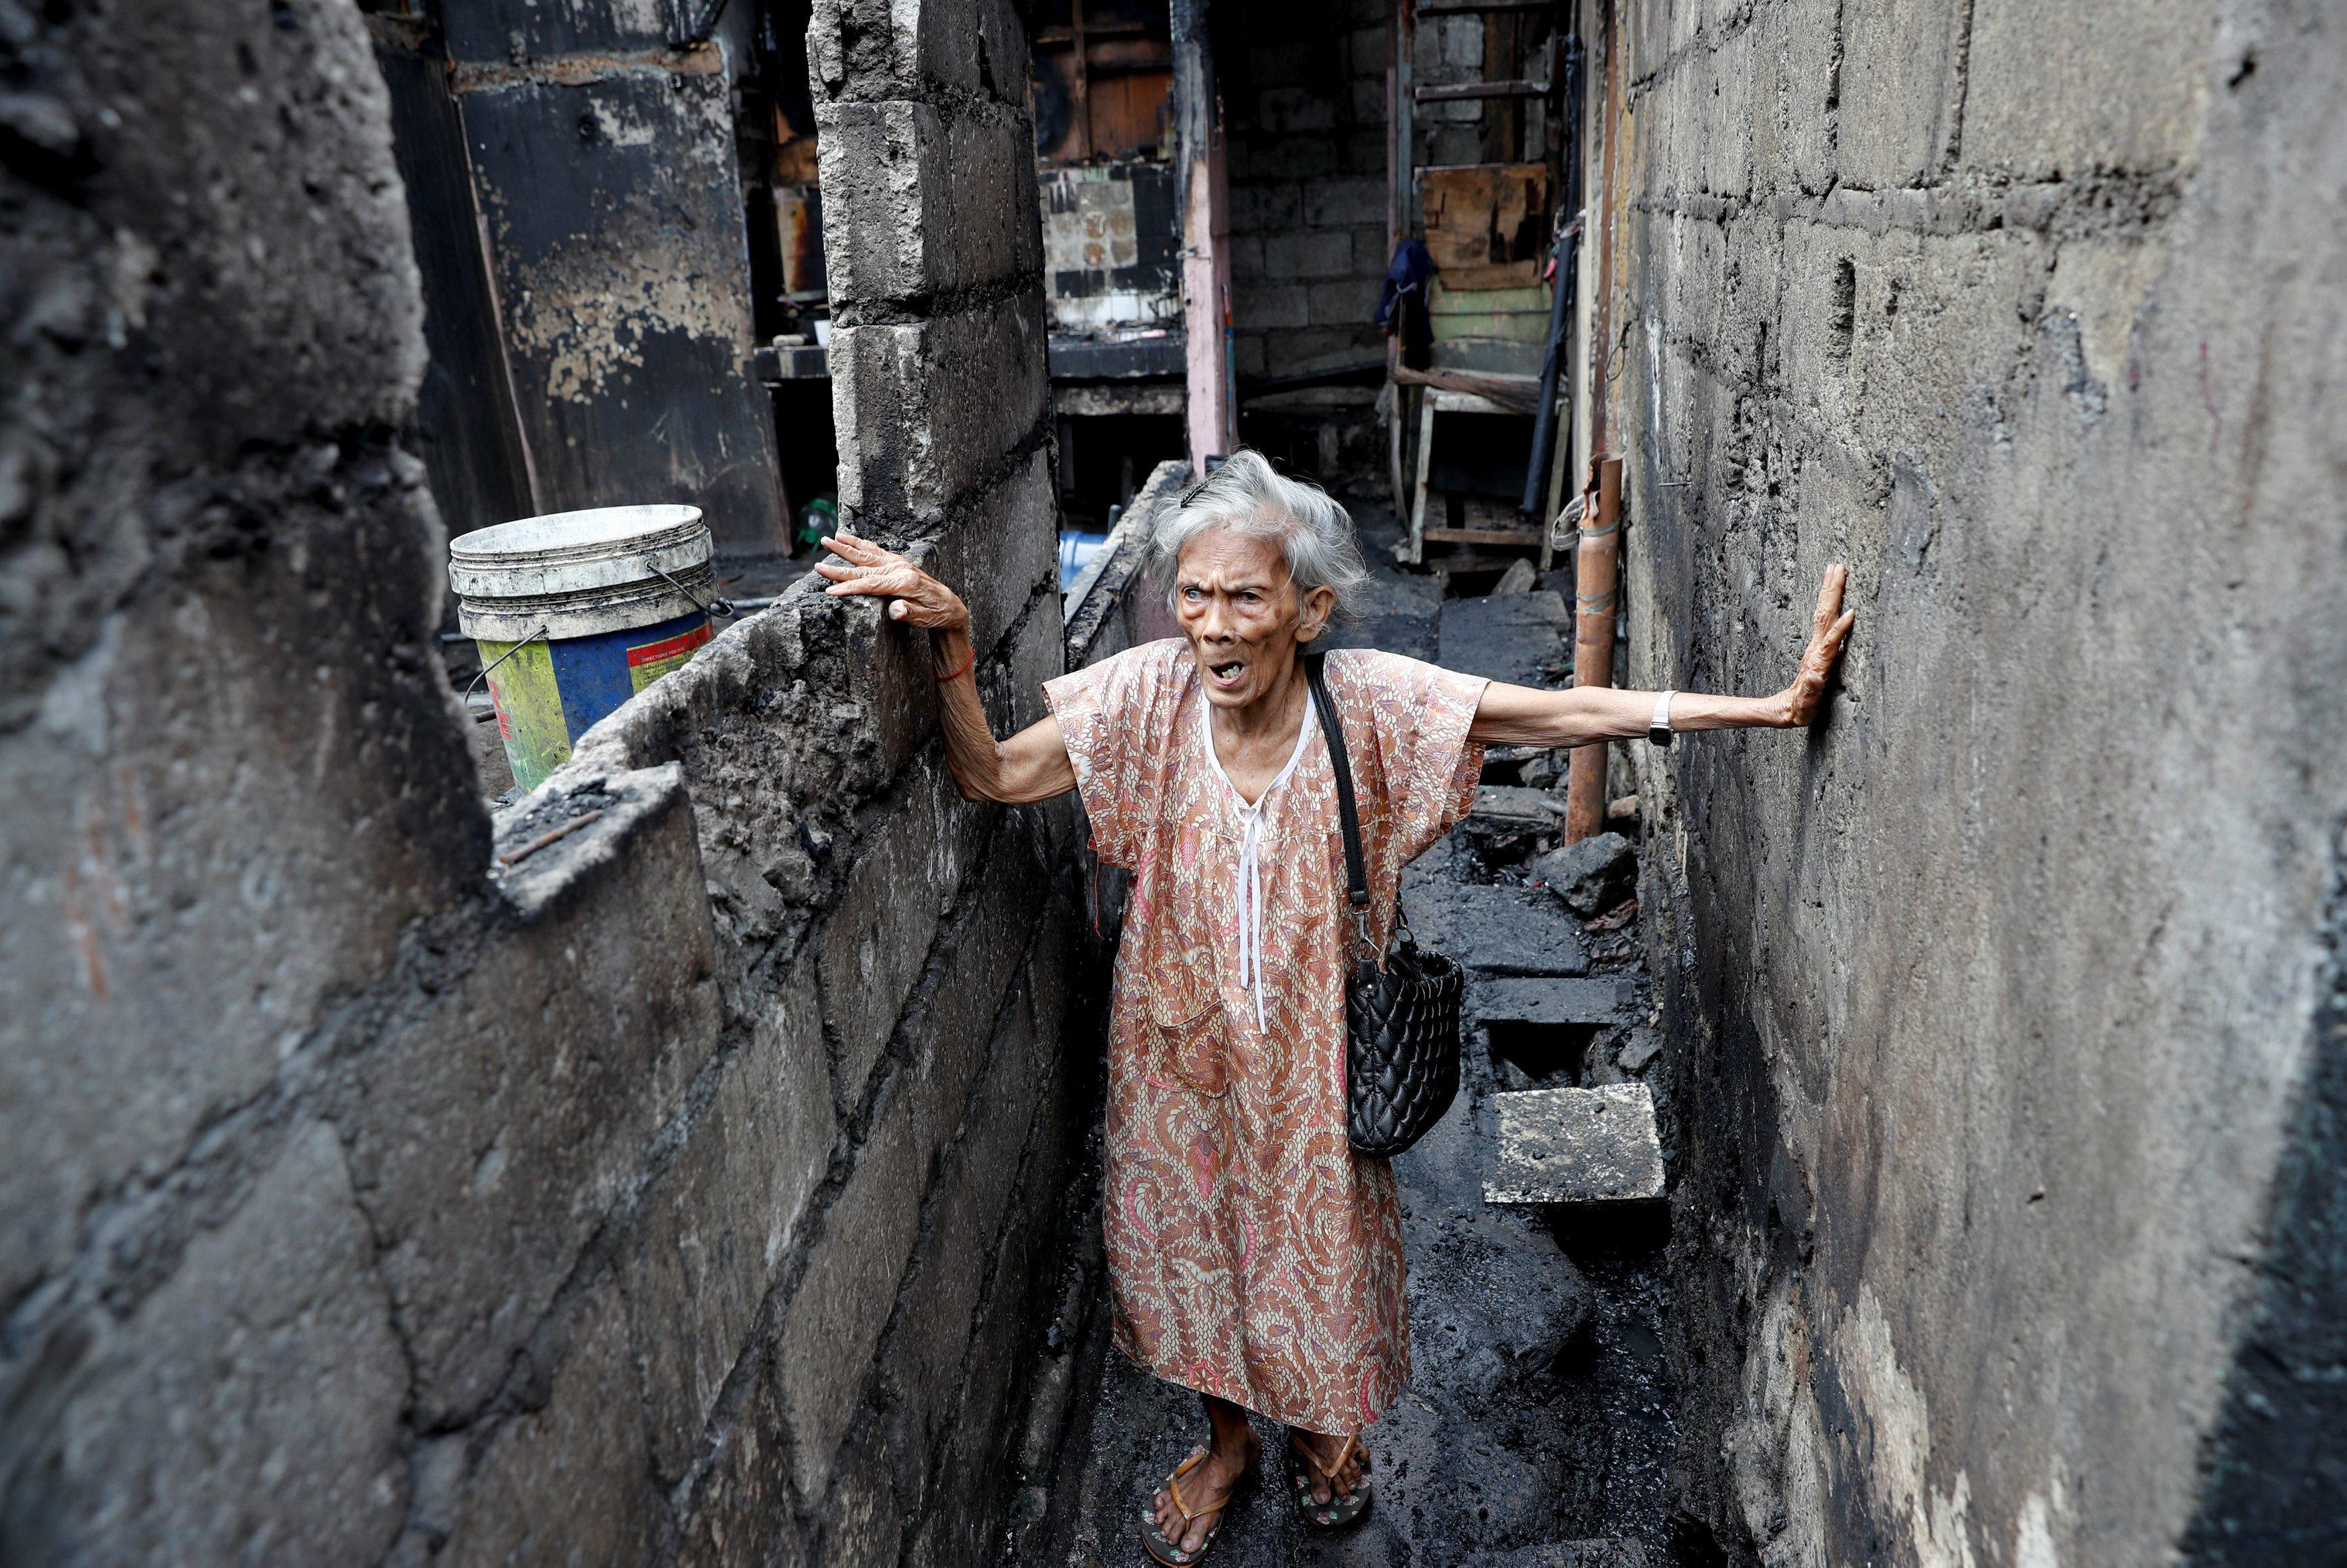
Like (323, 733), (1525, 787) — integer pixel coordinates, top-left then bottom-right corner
(1303, 654), (1465, 1158)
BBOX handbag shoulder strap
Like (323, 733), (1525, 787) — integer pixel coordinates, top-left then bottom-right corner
(1302, 652), (1371, 916)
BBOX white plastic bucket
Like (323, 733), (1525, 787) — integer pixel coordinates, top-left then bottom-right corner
(448, 505), (718, 788)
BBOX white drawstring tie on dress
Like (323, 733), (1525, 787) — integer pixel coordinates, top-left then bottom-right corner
(1203, 687), (1320, 1032)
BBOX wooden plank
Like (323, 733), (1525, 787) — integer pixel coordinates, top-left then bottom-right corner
(1410, 388), (1438, 564)
(1422, 525), (1544, 546)
(1418, 162), (1548, 276)
(1394, 364), (1544, 414)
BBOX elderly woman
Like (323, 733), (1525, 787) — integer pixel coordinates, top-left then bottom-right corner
(817, 450), (1851, 1564)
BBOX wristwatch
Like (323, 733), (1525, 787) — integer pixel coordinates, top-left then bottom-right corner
(1648, 690), (1676, 747)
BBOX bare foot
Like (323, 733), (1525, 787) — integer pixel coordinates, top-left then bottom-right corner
(1291, 1429), (1367, 1507)
(1149, 1436), (1257, 1559)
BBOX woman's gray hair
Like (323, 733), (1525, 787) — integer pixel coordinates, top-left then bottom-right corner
(1148, 448), (1373, 621)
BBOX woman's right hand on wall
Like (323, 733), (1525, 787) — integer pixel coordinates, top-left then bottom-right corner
(813, 530), (972, 633)
(1779, 565), (1855, 727)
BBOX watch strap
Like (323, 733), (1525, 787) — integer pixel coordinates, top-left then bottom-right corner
(1649, 689), (1676, 747)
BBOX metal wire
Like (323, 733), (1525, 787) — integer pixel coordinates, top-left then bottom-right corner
(463, 625), (551, 709)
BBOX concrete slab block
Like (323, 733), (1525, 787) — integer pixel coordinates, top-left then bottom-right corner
(921, 448), (1059, 664)
(1263, 229), (1355, 280)
(1475, 976), (1636, 1027)
(673, 1349), (811, 1568)
(1469, 784), (1568, 836)
(1839, 0), (1967, 188)
(1960, 0), (2209, 180)
(903, 823), (1048, 1174)
(1485, 1085), (1665, 1205)
(886, 984), (1040, 1465)
(1405, 880), (1589, 976)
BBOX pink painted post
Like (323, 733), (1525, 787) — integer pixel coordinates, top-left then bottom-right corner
(1182, 136), (1236, 470)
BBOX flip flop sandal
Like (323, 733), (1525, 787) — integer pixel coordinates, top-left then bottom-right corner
(1288, 1433), (1372, 1528)
(1140, 1445), (1252, 1566)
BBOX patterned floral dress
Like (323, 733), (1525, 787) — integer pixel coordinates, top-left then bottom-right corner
(1043, 638), (1488, 1433)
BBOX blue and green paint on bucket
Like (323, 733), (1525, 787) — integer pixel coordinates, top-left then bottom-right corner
(476, 609), (711, 790)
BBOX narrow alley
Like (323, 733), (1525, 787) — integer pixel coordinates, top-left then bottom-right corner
(5, 1), (2344, 1567)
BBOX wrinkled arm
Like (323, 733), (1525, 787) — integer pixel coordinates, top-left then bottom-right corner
(1467, 565), (1854, 748)
(815, 532), (1078, 804)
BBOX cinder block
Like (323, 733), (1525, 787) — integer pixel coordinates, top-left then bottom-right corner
(923, 448), (1059, 661)
(624, 974), (836, 1482)
(1236, 279), (1312, 328)
(1485, 1085), (1666, 1204)
(1342, 128), (1389, 176)
(903, 823), (1049, 1172)
(1309, 276), (1381, 326)
(819, 1422), (905, 1568)
(1227, 233), (1267, 280)
(995, 581), (1068, 735)
(776, 1085), (927, 1495)
(23, 1124), (408, 1565)
(1836, 0), (1965, 189)
(1433, 14), (1483, 68)
(1475, 976), (1636, 1027)
(674, 1352), (811, 1568)
(1233, 331), (1271, 378)
(1959, 0), (2207, 180)
(1305, 177), (1387, 230)
(1263, 229), (1356, 280)
(900, 1142), (1060, 1568)
(815, 762), (993, 1113)
(1024, 886), (1077, 1062)
(438, 1282), (655, 1567)
(886, 982), (1040, 1467)
(809, 0), (986, 101)
(1250, 40), (1320, 81)
(818, 101), (1041, 306)
(1259, 86), (1337, 137)
(831, 294), (1051, 525)
(1348, 25), (1390, 77)
(343, 766), (722, 1425)
(1233, 181), (1303, 230)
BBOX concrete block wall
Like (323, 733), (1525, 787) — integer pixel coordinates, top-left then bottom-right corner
(1609, 1), (2347, 1564)
(1223, 0), (1392, 388)
(0, 1), (1081, 1565)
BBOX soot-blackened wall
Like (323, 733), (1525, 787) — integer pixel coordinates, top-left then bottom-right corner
(0, 1), (1080, 1564)
(1612, 2), (2347, 1565)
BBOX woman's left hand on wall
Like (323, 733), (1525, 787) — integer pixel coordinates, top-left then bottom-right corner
(1778, 565), (1855, 727)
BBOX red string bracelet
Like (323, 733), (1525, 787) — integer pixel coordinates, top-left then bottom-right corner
(931, 640), (976, 683)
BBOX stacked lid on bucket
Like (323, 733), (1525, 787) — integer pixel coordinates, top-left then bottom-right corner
(450, 505), (719, 792)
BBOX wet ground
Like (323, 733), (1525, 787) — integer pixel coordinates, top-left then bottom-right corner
(1014, 507), (1689, 1568)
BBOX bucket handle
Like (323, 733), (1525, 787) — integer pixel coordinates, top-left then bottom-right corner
(645, 559), (736, 620)
(463, 625), (551, 710)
